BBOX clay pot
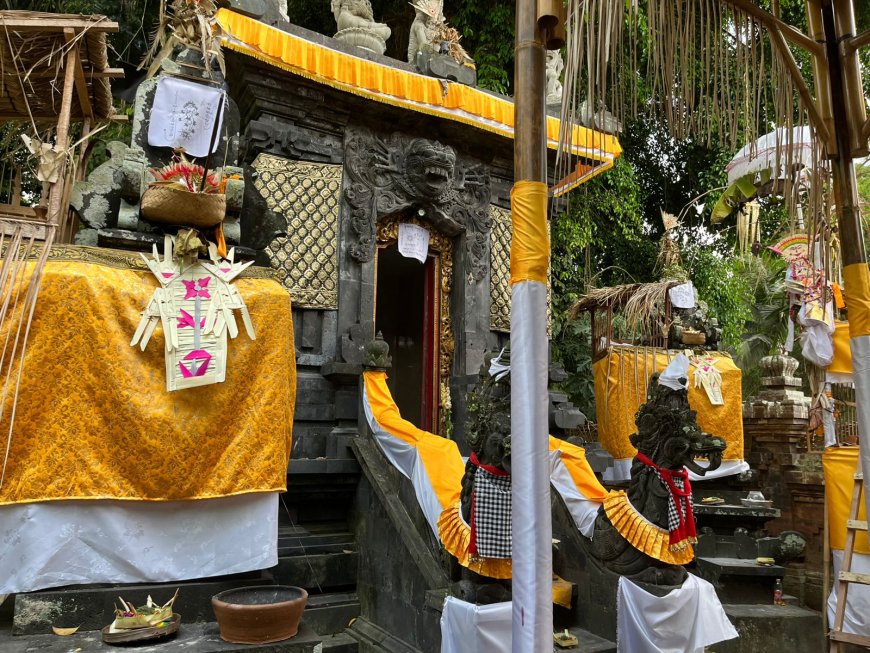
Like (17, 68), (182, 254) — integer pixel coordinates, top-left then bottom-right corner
(211, 585), (308, 644)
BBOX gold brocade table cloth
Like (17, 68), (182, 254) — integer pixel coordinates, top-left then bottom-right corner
(0, 248), (295, 505)
(593, 346), (744, 463)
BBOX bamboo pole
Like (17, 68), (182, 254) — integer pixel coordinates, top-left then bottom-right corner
(511, 1), (551, 651)
(833, 0), (868, 157)
(45, 32), (77, 229)
(818, 2), (870, 610)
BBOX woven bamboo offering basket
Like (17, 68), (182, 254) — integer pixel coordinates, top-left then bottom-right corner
(141, 184), (226, 228)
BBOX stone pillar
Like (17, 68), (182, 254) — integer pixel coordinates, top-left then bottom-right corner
(743, 353), (825, 609)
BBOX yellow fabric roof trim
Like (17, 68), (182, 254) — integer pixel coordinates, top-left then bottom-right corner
(215, 9), (621, 161)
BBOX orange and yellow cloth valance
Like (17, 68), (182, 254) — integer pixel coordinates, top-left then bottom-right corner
(215, 9), (621, 166)
(0, 250), (295, 506)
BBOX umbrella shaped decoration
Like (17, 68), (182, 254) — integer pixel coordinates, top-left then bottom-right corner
(712, 126), (815, 223)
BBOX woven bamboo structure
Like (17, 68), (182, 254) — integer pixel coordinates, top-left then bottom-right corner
(569, 280), (680, 360)
(0, 12), (120, 489)
(0, 11), (120, 236)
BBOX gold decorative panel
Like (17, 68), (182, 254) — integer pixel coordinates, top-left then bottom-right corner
(252, 154), (341, 309)
(489, 205), (551, 334)
(490, 205), (512, 333)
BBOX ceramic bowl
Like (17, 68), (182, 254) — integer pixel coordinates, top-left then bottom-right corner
(212, 585), (308, 644)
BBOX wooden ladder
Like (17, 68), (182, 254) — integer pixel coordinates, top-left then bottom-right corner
(830, 472), (870, 651)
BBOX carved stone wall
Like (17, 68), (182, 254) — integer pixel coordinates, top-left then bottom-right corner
(252, 154), (341, 309)
(343, 126), (491, 281)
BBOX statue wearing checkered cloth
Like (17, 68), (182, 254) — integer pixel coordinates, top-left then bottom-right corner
(591, 354), (727, 586)
(438, 350), (513, 604)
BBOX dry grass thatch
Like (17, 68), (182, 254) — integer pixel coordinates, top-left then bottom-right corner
(568, 280), (678, 340)
(0, 10), (116, 123)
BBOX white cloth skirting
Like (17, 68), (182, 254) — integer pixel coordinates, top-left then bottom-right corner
(604, 458), (750, 482)
(440, 596), (511, 653)
(617, 574), (738, 653)
(0, 492), (278, 594)
(827, 550), (870, 636)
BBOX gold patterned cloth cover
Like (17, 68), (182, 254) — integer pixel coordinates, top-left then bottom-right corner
(0, 251), (295, 505)
(593, 346), (744, 462)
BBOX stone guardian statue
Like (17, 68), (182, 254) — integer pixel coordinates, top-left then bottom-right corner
(331, 0), (391, 56)
(408, 0), (477, 86)
(546, 50), (564, 106)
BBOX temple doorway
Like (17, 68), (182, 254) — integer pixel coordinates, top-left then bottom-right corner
(375, 245), (439, 431)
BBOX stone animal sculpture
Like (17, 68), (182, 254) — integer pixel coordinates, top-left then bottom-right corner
(330, 0), (391, 43)
(591, 355), (726, 585)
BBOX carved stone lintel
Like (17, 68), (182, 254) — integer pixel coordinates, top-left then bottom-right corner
(343, 126), (491, 280)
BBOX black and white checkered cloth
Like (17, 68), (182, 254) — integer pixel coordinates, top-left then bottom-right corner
(649, 467), (691, 535)
(472, 467), (512, 559)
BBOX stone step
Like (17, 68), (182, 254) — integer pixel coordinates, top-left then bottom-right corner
(712, 604), (824, 653)
(272, 551), (359, 591)
(321, 631), (359, 653)
(288, 458), (361, 475)
(694, 557), (785, 603)
(277, 524), (355, 556)
(11, 574), (272, 635)
(0, 621), (322, 652)
(304, 592), (360, 635)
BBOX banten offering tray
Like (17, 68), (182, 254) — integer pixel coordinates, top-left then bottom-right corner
(101, 612), (181, 645)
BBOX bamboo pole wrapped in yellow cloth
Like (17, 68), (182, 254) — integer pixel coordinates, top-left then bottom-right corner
(593, 346), (744, 468)
(0, 249), (295, 505)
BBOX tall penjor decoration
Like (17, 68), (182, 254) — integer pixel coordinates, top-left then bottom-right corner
(131, 234), (254, 391)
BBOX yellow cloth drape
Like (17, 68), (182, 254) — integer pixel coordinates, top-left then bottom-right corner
(509, 181), (549, 286)
(363, 370), (465, 510)
(548, 435), (608, 501)
(830, 321), (853, 376)
(0, 258), (295, 505)
(593, 347), (744, 461)
(824, 446), (869, 554)
(215, 9), (621, 161)
(844, 264), (870, 338)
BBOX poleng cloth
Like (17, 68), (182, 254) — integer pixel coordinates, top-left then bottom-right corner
(635, 452), (696, 552)
(0, 249), (295, 505)
(469, 456), (511, 559)
(594, 346), (744, 461)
